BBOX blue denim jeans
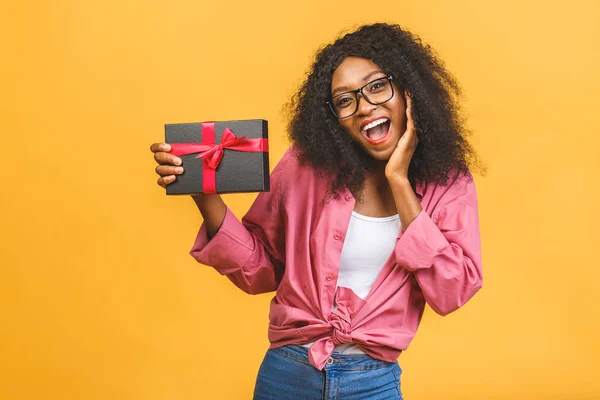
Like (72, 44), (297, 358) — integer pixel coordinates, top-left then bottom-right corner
(253, 345), (403, 399)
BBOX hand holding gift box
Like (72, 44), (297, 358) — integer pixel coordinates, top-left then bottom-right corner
(164, 119), (269, 195)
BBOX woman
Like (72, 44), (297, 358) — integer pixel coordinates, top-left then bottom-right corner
(150, 23), (483, 400)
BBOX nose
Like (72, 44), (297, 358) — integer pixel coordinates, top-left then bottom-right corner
(356, 93), (376, 116)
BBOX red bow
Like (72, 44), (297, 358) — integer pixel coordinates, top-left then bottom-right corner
(192, 127), (247, 169)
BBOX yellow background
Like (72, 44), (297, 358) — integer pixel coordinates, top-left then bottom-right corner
(2, 0), (599, 399)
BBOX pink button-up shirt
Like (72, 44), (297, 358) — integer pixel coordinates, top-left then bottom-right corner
(190, 146), (483, 370)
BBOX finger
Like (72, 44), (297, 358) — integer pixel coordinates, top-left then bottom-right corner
(157, 175), (176, 188)
(404, 91), (415, 132)
(154, 151), (182, 166)
(155, 165), (184, 177)
(150, 142), (172, 153)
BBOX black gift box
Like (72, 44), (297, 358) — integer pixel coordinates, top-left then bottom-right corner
(164, 119), (270, 195)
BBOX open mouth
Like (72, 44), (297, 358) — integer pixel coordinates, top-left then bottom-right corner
(360, 117), (391, 145)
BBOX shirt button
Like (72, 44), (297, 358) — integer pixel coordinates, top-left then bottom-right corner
(327, 357), (334, 365)
(345, 195), (352, 201)
(333, 233), (341, 240)
(326, 275), (332, 281)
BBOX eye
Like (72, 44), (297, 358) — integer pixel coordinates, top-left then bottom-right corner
(335, 96), (355, 108)
(368, 79), (388, 93)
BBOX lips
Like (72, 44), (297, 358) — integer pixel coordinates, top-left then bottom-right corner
(360, 117), (392, 145)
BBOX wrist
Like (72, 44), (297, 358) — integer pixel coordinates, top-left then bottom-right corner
(385, 171), (410, 186)
(191, 193), (223, 207)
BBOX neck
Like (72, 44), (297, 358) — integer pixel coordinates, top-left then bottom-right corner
(354, 163), (397, 216)
(364, 163), (393, 198)
(367, 161), (389, 186)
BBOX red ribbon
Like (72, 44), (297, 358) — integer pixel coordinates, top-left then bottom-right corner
(168, 122), (268, 194)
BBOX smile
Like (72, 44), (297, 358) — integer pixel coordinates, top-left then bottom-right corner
(360, 117), (392, 145)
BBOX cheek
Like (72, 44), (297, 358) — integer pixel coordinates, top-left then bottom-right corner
(391, 100), (407, 127)
(338, 120), (357, 136)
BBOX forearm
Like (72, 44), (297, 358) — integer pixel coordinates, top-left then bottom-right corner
(387, 176), (422, 231)
(191, 194), (227, 238)
(189, 207), (282, 295)
(392, 174), (483, 315)
(414, 245), (482, 315)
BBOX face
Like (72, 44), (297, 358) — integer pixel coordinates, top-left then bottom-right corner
(330, 57), (406, 161)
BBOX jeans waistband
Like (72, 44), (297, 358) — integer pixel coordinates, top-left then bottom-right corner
(271, 344), (395, 371)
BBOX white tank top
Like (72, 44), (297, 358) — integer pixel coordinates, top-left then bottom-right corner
(303, 211), (401, 354)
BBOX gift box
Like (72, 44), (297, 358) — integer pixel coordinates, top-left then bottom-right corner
(164, 119), (269, 195)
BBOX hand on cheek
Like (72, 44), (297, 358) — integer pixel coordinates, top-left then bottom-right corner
(385, 91), (418, 181)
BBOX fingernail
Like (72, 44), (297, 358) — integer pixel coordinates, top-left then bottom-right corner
(175, 167), (183, 173)
(174, 158), (181, 165)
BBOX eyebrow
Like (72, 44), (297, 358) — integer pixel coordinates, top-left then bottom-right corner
(331, 70), (387, 97)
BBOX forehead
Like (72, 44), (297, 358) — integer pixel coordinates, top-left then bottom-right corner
(331, 57), (385, 89)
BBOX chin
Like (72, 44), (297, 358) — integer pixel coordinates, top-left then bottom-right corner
(366, 148), (394, 161)
(360, 133), (400, 162)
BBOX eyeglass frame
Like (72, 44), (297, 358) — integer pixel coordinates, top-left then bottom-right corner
(326, 75), (395, 119)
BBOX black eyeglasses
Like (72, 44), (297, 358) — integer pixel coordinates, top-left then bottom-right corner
(327, 76), (394, 119)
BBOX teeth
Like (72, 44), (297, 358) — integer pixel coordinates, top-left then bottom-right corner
(363, 118), (388, 131)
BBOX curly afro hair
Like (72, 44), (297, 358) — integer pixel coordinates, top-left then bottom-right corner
(287, 23), (483, 199)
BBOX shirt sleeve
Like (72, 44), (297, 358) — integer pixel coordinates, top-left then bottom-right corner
(394, 172), (483, 316)
(188, 150), (292, 295)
